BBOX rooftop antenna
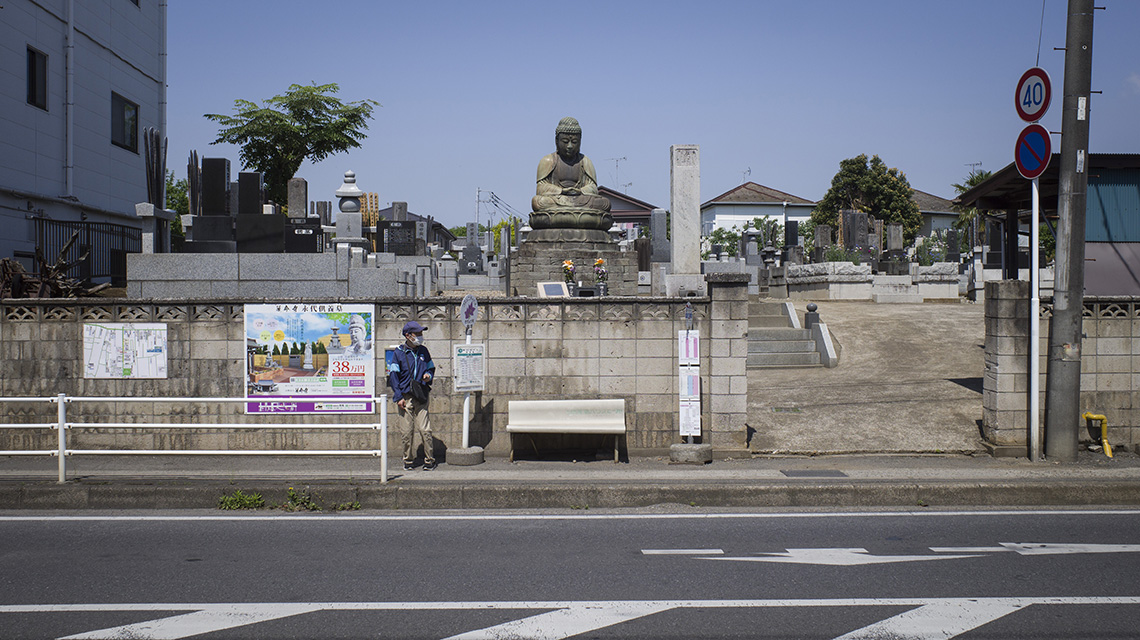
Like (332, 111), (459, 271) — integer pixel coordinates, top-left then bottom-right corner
(741, 167), (751, 184)
(965, 162), (983, 175)
(605, 157), (626, 188)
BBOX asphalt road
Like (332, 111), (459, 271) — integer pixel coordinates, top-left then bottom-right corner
(3, 508), (1140, 639)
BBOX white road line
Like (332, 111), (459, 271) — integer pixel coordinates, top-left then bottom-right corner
(834, 600), (1026, 640)
(58, 604), (318, 640)
(641, 548), (724, 555)
(441, 602), (673, 640)
(1, 509), (1139, 522)
(5, 598), (1139, 640)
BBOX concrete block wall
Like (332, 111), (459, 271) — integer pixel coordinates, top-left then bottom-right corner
(982, 280), (1140, 451)
(1, 275), (749, 457)
(126, 253), (430, 300)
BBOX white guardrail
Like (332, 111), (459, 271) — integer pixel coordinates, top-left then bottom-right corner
(0, 394), (389, 484)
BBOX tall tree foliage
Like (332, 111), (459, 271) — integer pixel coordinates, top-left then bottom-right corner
(205, 83), (379, 204)
(952, 168), (993, 246)
(811, 154), (921, 239)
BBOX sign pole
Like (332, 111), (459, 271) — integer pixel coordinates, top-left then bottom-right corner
(1030, 177), (1041, 462)
(462, 327), (472, 449)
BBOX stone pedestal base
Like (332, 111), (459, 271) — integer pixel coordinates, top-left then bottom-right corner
(446, 446), (484, 466)
(665, 274), (707, 297)
(510, 241), (638, 297)
(670, 443), (713, 464)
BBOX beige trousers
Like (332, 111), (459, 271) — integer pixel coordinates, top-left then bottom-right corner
(399, 396), (433, 464)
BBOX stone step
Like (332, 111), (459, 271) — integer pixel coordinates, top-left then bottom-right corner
(750, 315), (792, 328)
(747, 339), (818, 354)
(747, 352), (821, 367)
(750, 301), (787, 315)
(748, 327), (811, 341)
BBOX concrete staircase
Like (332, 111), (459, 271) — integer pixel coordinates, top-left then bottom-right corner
(747, 300), (821, 368)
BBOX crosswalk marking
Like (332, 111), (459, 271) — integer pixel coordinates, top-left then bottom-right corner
(4, 598), (1140, 640)
(59, 604), (319, 640)
(833, 600), (1026, 640)
(441, 602), (674, 640)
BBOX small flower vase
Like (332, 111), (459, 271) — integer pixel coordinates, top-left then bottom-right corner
(597, 282), (608, 296)
(566, 281), (577, 296)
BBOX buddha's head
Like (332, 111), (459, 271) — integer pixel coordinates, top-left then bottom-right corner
(555, 117), (582, 161)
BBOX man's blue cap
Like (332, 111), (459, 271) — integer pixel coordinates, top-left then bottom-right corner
(402, 321), (426, 335)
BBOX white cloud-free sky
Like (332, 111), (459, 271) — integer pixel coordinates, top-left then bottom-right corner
(166, 0), (1140, 229)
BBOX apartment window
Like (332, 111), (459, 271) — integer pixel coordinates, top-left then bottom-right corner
(27, 47), (47, 110)
(111, 92), (138, 153)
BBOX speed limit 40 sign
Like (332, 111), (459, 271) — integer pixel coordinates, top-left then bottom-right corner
(1015, 67), (1052, 123)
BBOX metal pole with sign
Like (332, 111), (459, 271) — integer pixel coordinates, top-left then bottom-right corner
(458, 294), (479, 449)
(1015, 67), (1052, 462)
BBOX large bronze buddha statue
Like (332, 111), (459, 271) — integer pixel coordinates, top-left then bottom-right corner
(528, 117), (613, 242)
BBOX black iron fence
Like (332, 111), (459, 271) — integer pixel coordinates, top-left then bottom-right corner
(34, 219), (140, 286)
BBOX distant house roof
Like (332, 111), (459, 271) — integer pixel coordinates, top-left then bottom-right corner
(599, 186), (660, 224)
(702, 182), (815, 208)
(911, 190), (956, 214)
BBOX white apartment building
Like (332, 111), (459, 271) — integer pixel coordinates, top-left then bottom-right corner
(1, 0), (165, 281)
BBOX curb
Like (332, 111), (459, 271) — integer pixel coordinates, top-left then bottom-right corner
(4, 479), (1140, 510)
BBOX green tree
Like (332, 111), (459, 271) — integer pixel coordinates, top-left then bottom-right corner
(951, 168), (993, 247)
(704, 225), (742, 259)
(205, 83), (379, 204)
(811, 154), (921, 240)
(749, 216), (785, 248)
(164, 170), (187, 251)
(491, 219), (516, 251)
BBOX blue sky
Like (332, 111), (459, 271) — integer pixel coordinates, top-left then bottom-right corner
(166, 1), (1140, 229)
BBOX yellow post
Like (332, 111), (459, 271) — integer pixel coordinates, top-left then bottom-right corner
(1082, 412), (1112, 458)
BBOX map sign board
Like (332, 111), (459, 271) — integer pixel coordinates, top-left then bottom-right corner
(245, 303), (375, 414)
(83, 323), (168, 379)
(453, 343), (486, 393)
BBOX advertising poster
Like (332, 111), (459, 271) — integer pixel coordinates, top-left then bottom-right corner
(245, 303), (375, 414)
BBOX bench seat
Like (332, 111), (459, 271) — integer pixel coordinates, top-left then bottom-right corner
(505, 399), (626, 461)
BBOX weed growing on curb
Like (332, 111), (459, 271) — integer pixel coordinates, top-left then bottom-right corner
(280, 486), (321, 512)
(218, 490), (265, 510)
(334, 501), (361, 511)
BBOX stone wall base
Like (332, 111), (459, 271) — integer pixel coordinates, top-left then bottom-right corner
(510, 241), (638, 296)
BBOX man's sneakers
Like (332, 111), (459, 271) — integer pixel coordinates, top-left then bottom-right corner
(403, 462), (414, 471)
(423, 461), (437, 471)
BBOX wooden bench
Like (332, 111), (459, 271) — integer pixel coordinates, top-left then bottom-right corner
(505, 399), (626, 462)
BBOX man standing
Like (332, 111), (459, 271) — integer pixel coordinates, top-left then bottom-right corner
(389, 321), (436, 470)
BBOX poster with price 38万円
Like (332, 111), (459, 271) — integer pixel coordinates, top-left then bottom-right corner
(244, 303), (375, 414)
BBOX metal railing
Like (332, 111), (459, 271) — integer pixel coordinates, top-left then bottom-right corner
(0, 394), (389, 484)
(34, 218), (141, 285)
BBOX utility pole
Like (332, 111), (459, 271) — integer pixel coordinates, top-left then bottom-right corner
(1044, 0), (1094, 462)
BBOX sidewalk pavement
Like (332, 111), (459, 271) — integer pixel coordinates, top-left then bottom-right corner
(3, 451), (1140, 510)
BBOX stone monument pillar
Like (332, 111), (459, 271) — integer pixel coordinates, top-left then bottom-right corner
(666, 144), (705, 297)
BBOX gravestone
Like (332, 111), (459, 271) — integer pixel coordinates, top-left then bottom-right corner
(785, 220), (799, 250)
(238, 172), (264, 215)
(842, 210), (868, 250)
(650, 208), (671, 263)
(200, 158), (230, 215)
(813, 225), (832, 263)
(886, 224), (905, 251)
(392, 202), (408, 222)
(287, 178), (307, 219)
(229, 181), (240, 218)
(236, 214), (284, 252)
(460, 242), (484, 274)
(946, 229), (960, 264)
(378, 220), (416, 255)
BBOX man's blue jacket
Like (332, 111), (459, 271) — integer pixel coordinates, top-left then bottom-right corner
(388, 343), (435, 402)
